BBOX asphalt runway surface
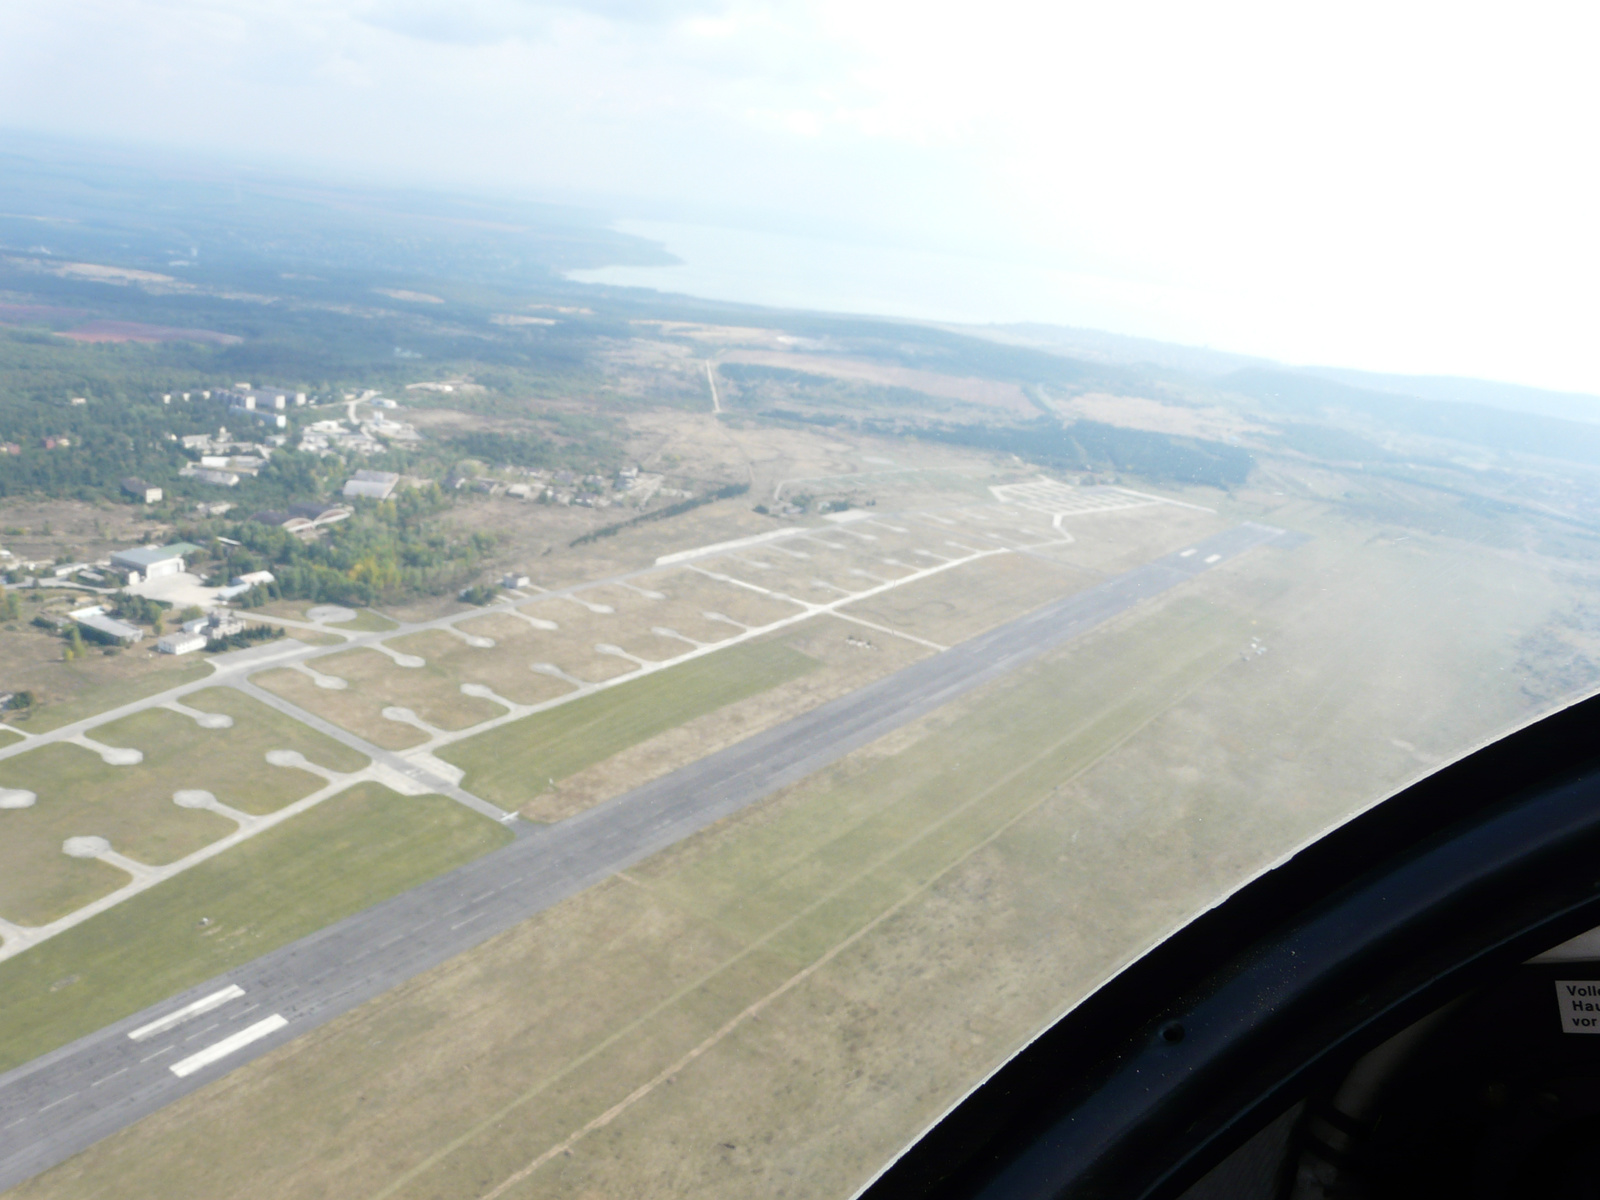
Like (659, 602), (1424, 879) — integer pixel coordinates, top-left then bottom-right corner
(0, 521), (1286, 1192)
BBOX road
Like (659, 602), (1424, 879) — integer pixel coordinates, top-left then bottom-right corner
(0, 522), (1286, 1193)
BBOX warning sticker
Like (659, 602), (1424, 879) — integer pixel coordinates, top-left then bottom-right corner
(1555, 981), (1600, 1033)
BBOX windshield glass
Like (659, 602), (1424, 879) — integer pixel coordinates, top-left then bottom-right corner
(1, 5), (1597, 1199)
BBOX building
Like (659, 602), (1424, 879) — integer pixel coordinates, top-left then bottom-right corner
(156, 631), (207, 655)
(121, 478), (163, 504)
(181, 610), (246, 639)
(109, 545), (187, 581)
(342, 469), (400, 500)
(502, 573), (531, 589)
(231, 570), (275, 587)
(69, 606), (144, 645)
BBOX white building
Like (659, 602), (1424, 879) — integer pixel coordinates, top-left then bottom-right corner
(69, 606), (144, 645)
(342, 469), (400, 500)
(110, 545), (186, 580)
(156, 631), (207, 655)
(182, 610), (247, 639)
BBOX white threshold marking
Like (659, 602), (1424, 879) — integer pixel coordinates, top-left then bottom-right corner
(170, 1014), (288, 1078)
(128, 984), (244, 1041)
(1179, 548), (1196, 557)
(1204, 553), (1222, 564)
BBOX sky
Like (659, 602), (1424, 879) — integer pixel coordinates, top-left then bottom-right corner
(3, 0), (1600, 392)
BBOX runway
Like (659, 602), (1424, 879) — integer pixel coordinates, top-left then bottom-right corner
(0, 521), (1286, 1192)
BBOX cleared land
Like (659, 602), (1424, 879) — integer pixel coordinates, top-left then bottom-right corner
(1004, 504), (1230, 575)
(21, 506), (1575, 1200)
(252, 602), (397, 632)
(0, 743), (236, 925)
(839, 552), (1099, 645)
(384, 626), (576, 706)
(0, 783), (512, 1073)
(0, 689), (374, 925)
(629, 569), (805, 628)
(438, 639), (819, 811)
(7, 661), (213, 734)
(512, 597), (651, 681)
(253, 648), (507, 748)
(12, 587), (1260, 1200)
(87, 692), (362, 814)
(148, 686), (368, 782)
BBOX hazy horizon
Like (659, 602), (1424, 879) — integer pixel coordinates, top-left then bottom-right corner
(4, 1), (1600, 393)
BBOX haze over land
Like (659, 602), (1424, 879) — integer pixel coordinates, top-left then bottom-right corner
(3, 115), (1600, 1200)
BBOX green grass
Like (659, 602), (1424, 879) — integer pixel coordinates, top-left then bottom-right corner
(0, 726), (23, 746)
(343, 608), (399, 632)
(439, 638), (819, 808)
(182, 686), (370, 774)
(634, 596), (1252, 951)
(0, 782), (512, 1073)
(18, 662), (213, 732)
(0, 689), (374, 924)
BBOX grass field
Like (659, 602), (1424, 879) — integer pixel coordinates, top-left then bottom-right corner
(253, 648), (507, 748)
(88, 692), (363, 815)
(623, 569), (805, 629)
(0, 782), (513, 1073)
(0, 688), (374, 925)
(340, 609), (400, 633)
(512, 596), (653, 681)
(0, 727), (22, 746)
(14, 661), (213, 733)
(438, 638), (820, 809)
(16, 591), (1260, 1200)
(0, 742), (237, 925)
(255, 602), (398, 632)
(385, 626), (577, 706)
(159, 686), (368, 775)
(839, 552), (1097, 645)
